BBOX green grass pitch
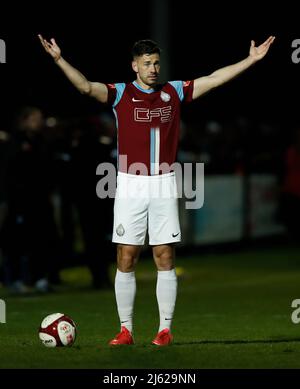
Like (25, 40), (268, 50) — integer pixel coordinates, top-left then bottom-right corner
(1, 246), (300, 369)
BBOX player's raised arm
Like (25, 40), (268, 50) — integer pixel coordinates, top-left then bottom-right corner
(38, 34), (108, 103)
(192, 35), (275, 100)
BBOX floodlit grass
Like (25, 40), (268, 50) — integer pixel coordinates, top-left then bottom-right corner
(1, 246), (300, 368)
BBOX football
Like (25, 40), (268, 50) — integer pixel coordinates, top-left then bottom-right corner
(38, 313), (77, 348)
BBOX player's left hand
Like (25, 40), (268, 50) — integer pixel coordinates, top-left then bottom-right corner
(249, 36), (275, 62)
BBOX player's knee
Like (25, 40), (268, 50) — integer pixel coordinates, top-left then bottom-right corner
(117, 252), (137, 272)
(154, 249), (174, 271)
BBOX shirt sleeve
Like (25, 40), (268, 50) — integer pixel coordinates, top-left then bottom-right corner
(105, 83), (126, 107)
(182, 80), (194, 103)
(105, 83), (117, 106)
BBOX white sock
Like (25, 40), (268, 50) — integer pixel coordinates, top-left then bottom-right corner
(114, 269), (136, 333)
(156, 269), (177, 332)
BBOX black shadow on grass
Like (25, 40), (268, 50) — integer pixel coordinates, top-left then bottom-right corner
(105, 338), (300, 349)
(174, 338), (300, 346)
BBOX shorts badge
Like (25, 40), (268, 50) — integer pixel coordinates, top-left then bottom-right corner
(116, 224), (125, 236)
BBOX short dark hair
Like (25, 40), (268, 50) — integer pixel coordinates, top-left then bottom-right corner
(132, 39), (161, 59)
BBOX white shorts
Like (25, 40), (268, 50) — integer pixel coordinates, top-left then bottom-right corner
(112, 172), (181, 245)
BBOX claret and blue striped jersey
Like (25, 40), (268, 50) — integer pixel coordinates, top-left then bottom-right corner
(106, 80), (194, 175)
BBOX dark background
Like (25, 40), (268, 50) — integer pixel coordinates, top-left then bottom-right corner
(0, 1), (299, 129)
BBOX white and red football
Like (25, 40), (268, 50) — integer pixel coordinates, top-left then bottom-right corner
(38, 313), (77, 348)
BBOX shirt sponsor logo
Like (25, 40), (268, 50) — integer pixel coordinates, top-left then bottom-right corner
(134, 106), (172, 123)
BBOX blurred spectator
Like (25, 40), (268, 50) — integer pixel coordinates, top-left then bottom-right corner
(247, 120), (282, 173)
(0, 129), (11, 285)
(53, 112), (115, 289)
(279, 125), (300, 243)
(1, 106), (60, 293)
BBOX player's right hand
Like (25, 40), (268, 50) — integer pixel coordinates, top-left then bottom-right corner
(38, 35), (61, 62)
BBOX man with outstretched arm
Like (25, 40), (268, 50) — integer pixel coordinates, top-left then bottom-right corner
(38, 34), (275, 346)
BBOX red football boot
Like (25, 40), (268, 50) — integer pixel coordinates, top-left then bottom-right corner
(151, 328), (173, 346)
(109, 326), (134, 345)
